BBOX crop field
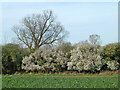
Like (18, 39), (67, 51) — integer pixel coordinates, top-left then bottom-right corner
(2, 74), (119, 88)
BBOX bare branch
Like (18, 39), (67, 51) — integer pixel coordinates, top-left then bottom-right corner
(12, 10), (67, 52)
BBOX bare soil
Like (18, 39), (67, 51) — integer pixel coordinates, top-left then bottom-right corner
(12, 70), (120, 77)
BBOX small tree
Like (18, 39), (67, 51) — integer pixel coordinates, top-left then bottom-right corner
(58, 42), (73, 53)
(0, 45), (1, 74)
(2, 43), (29, 74)
(89, 34), (102, 45)
(57, 42), (74, 59)
(67, 42), (105, 72)
(12, 10), (67, 52)
(103, 43), (120, 70)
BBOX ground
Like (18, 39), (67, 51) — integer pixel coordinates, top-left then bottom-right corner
(2, 72), (119, 88)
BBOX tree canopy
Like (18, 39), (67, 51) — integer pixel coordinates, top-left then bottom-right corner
(12, 10), (67, 52)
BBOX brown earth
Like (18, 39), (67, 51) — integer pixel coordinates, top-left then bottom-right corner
(11, 70), (120, 77)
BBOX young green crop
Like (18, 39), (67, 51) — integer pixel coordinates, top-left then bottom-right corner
(2, 75), (118, 88)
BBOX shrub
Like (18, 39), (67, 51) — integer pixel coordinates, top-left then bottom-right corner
(22, 47), (70, 73)
(106, 61), (119, 70)
(57, 42), (74, 59)
(0, 45), (1, 74)
(67, 42), (105, 72)
(2, 43), (29, 74)
(103, 43), (120, 70)
(58, 42), (74, 53)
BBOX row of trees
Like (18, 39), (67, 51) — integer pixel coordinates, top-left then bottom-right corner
(2, 10), (120, 74)
(2, 38), (120, 74)
(21, 38), (120, 73)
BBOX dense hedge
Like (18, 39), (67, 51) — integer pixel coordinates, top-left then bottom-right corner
(2, 42), (120, 74)
(22, 42), (120, 73)
(22, 47), (70, 73)
(2, 43), (29, 74)
(67, 42), (105, 72)
(103, 43), (120, 70)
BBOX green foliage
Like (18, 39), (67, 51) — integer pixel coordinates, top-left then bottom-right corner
(58, 42), (74, 59)
(2, 43), (29, 74)
(103, 43), (120, 70)
(58, 42), (74, 53)
(3, 75), (118, 88)
(103, 43), (120, 61)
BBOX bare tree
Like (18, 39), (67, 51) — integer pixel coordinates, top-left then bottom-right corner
(12, 10), (67, 52)
(89, 34), (102, 45)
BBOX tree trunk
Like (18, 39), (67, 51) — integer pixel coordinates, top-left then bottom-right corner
(35, 44), (39, 51)
(28, 47), (33, 53)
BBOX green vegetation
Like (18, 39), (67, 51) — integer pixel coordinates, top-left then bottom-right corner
(2, 42), (120, 74)
(2, 43), (29, 74)
(2, 9), (119, 89)
(103, 43), (120, 62)
(58, 42), (74, 59)
(2, 74), (118, 88)
(103, 43), (120, 70)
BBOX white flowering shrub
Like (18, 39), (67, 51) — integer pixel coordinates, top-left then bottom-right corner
(67, 42), (105, 72)
(22, 48), (70, 72)
(22, 55), (41, 72)
(106, 61), (119, 70)
(103, 43), (120, 70)
(22, 42), (120, 73)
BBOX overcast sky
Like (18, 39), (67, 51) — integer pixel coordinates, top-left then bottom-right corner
(1, 2), (118, 46)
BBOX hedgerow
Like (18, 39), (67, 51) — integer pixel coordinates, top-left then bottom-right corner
(22, 47), (70, 73)
(67, 42), (105, 72)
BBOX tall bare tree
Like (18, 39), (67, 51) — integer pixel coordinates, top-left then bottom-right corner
(12, 10), (67, 52)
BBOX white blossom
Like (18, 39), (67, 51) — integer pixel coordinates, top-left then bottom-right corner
(67, 42), (105, 72)
(22, 47), (70, 72)
(106, 61), (119, 70)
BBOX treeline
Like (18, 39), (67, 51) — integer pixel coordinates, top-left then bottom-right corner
(2, 40), (120, 74)
(2, 10), (120, 74)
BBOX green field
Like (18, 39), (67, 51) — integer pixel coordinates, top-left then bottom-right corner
(2, 74), (118, 88)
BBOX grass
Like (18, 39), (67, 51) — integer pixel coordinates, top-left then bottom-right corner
(2, 74), (119, 88)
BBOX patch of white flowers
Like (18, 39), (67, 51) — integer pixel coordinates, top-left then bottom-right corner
(22, 47), (70, 72)
(22, 42), (119, 73)
(67, 42), (106, 72)
(106, 61), (119, 70)
(22, 55), (41, 71)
